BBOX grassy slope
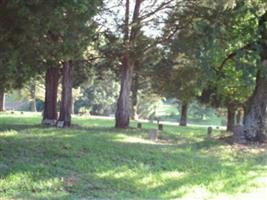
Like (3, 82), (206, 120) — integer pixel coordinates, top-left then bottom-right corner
(0, 112), (266, 200)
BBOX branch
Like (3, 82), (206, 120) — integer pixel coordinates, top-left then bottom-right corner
(129, 0), (142, 42)
(139, 0), (175, 22)
(124, 0), (130, 42)
(218, 43), (256, 73)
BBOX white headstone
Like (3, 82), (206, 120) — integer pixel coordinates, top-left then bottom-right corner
(57, 121), (64, 128)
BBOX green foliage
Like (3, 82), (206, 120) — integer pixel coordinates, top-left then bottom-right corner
(75, 70), (120, 115)
(153, 100), (224, 125)
(195, 2), (259, 106)
(18, 77), (45, 101)
(188, 101), (220, 122)
(78, 106), (91, 116)
(151, 52), (200, 104)
(0, 0), (103, 92)
(137, 94), (163, 119)
(164, 0), (267, 108)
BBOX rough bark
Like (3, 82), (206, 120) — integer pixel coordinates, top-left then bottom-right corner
(242, 70), (267, 141)
(131, 73), (138, 120)
(230, 12), (267, 143)
(58, 61), (73, 127)
(115, 56), (133, 128)
(115, 0), (142, 128)
(227, 105), (236, 132)
(236, 109), (242, 125)
(0, 90), (5, 111)
(240, 12), (267, 142)
(43, 67), (60, 124)
(179, 103), (188, 126)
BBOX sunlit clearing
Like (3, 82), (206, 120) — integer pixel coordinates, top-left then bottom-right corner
(113, 134), (155, 144)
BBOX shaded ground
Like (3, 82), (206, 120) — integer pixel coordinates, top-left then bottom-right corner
(0, 113), (266, 200)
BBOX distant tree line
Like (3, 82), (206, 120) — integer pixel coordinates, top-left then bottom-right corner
(1, 0), (267, 143)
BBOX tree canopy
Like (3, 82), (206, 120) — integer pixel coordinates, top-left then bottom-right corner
(1, 0), (267, 142)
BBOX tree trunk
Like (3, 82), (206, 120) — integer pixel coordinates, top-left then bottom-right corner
(242, 70), (267, 141)
(58, 61), (73, 127)
(0, 90), (5, 112)
(179, 103), (188, 126)
(43, 67), (60, 125)
(115, 0), (131, 128)
(131, 73), (138, 120)
(30, 100), (37, 112)
(29, 82), (37, 112)
(115, 0), (142, 128)
(234, 12), (267, 143)
(236, 109), (242, 125)
(115, 56), (134, 128)
(227, 105), (236, 132)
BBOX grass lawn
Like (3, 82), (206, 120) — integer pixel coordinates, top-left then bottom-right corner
(156, 103), (223, 126)
(0, 112), (267, 200)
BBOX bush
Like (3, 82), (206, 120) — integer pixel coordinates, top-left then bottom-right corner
(78, 107), (91, 116)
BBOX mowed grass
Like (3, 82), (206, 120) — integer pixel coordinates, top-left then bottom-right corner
(156, 103), (223, 126)
(0, 113), (267, 200)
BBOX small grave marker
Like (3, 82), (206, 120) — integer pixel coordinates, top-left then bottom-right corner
(149, 129), (159, 141)
(158, 124), (163, 131)
(207, 127), (212, 137)
(57, 121), (64, 128)
(233, 125), (246, 144)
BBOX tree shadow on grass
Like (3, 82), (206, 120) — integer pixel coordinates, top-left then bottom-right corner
(0, 125), (266, 199)
(0, 124), (43, 132)
(72, 138), (267, 199)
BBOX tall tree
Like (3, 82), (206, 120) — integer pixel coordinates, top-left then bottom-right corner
(59, 2), (102, 127)
(198, 1), (267, 140)
(242, 11), (267, 141)
(115, 0), (142, 128)
(58, 61), (73, 127)
(0, 0), (44, 108)
(99, 0), (176, 128)
(1, 0), (102, 126)
(206, 1), (267, 141)
(152, 53), (200, 126)
(43, 67), (60, 124)
(167, 0), (260, 134)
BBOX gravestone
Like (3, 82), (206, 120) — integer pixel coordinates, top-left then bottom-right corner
(158, 124), (163, 131)
(207, 127), (212, 137)
(149, 129), (159, 141)
(233, 125), (246, 144)
(57, 121), (65, 128)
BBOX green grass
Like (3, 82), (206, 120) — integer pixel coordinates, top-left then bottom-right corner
(156, 103), (224, 126)
(0, 112), (267, 200)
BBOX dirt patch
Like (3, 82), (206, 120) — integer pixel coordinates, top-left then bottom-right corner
(64, 172), (80, 192)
